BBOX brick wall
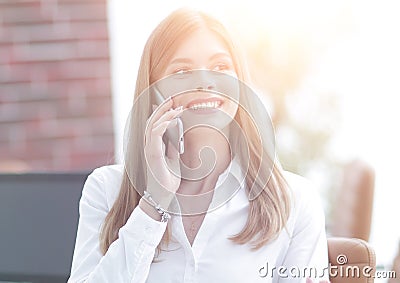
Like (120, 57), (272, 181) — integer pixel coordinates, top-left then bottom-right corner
(0, 0), (114, 172)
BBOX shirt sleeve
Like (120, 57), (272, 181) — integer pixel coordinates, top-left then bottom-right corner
(68, 167), (168, 283)
(276, 179), (329, 283)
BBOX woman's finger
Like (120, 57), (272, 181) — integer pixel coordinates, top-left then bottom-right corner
(151, 120), (176, 137)
(152, 106), (183, 129)
(145, 97), (174, 146)
(148, 96), (174, 127)
(145, 118), (180, 162)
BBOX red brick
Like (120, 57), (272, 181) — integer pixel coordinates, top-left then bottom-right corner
(70, 149), (114, 170)
(0, 21), (109, 44)
(0, 1), (41, 10)
(0, 44), (13, 64)
(1, 78), (111, 102)
(0, 59), (110, 84)
(2, 40), (108, 63)
(0, 1), (107, 25)
(0, 123), (27, 146)
(1, 3), (52, 25)
(0, 100), (57, 122)
(57, 2), (107, 21)
(0, 0), (114, 172)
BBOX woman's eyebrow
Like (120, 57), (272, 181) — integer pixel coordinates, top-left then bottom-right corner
(169, 53), (232, 65)
(209, 52), (232, 61)
(169, 58), (193, 65)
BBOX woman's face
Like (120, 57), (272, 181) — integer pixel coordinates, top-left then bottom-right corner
(157, 28), (240, 129)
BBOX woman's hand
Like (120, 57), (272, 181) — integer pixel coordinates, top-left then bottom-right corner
(142, 97), (184, 211)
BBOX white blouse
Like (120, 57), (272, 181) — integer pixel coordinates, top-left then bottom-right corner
(68, 163), (328, 283)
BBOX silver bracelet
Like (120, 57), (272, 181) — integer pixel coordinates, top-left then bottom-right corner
(143, 190), (171, 223)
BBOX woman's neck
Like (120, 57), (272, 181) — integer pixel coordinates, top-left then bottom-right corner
(178, 126), (231, 195)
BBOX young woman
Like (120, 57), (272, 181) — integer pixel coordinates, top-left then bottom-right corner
(68, 8), (329, 283)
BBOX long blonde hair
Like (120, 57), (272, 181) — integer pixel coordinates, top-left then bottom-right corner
(100, 8), (291, 255)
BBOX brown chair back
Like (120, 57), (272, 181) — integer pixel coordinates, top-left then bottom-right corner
(328, 237), (376, 283)
(330, 160), (375, 241)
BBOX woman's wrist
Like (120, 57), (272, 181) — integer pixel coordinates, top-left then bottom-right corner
(139, 191), (172, 222)
(139, 198), (162, 221)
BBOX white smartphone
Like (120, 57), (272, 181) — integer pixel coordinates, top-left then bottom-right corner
(152, 86), (184, 154)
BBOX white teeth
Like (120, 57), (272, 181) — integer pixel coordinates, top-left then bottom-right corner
(189, 101), (220, 110)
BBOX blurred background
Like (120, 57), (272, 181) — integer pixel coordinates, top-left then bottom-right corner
(0, 0), (114, 171)
(1, 0), (399, 280)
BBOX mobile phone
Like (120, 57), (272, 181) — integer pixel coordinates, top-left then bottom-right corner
(152, 86), (184, 154)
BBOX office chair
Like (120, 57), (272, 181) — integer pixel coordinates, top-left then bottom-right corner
(328, 237), (376, 283)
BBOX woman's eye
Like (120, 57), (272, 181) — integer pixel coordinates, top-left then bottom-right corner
(173, 68), (191, 75)
(213, 63), (232, 72)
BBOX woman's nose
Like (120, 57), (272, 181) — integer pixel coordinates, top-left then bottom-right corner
(193, 70), (216, 91)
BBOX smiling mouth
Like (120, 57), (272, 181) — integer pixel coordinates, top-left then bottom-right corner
(188, 100), (221, 110)
(186, 97), (223, 111)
